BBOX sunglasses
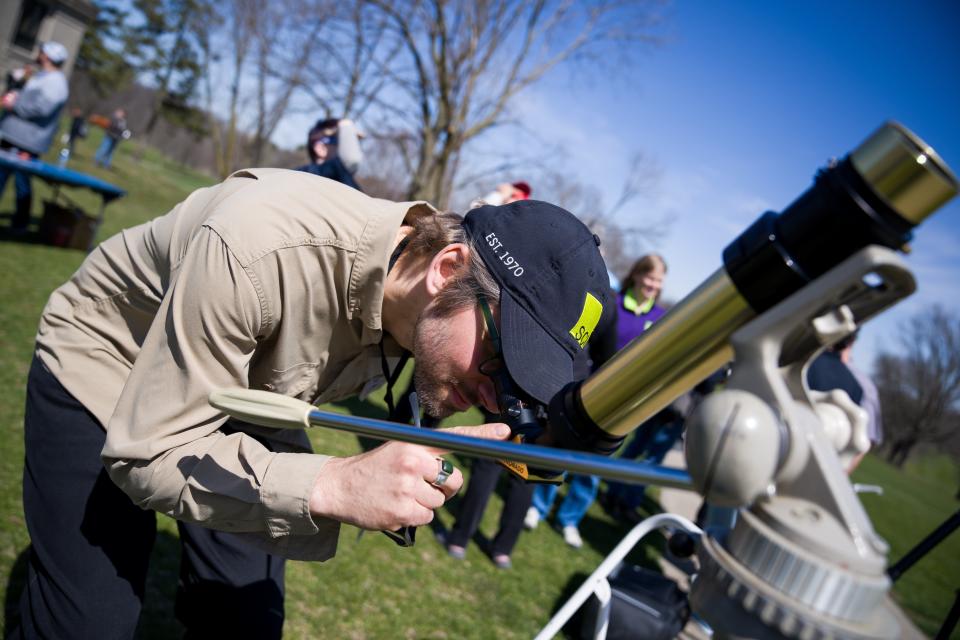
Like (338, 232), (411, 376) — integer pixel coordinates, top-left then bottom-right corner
(477, 296), (505, 377)
(314, 134), (338, 146)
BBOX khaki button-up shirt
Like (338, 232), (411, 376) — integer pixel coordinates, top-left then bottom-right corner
(35, 168), (434, 560)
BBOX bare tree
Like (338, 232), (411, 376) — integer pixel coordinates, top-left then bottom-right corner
(198, 0), (255, 178)
(129, 0), (211, 135)
(874, 306), (960, 467)
(296, 2), (400, 122)
(193, 0), (338, 172)
(526, 152), (666, 278)
(362, 0), (665, 206)
(246, 0), (337, 166)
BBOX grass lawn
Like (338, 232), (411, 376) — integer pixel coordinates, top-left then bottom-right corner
(1, 126), (958, 638)
(851, 454), (960, 637)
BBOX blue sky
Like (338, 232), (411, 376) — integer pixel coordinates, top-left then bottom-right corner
(503, 0), (960, 371)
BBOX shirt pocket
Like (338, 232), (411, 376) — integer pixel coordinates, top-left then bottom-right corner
(263, 362), (322, 400)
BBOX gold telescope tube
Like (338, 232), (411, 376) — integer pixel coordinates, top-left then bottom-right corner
(580, 270), (751, 436)
(576, 122), (957, 438)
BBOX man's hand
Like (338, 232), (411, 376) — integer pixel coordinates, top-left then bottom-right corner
(1, 92), (17, 109)
(309, 422), (511, 531)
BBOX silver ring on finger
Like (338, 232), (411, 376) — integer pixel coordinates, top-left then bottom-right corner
(431, 457), (454, 488)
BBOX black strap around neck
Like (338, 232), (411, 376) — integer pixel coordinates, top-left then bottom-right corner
(380, 233), (412, 419)
(389, 235), (410, 272)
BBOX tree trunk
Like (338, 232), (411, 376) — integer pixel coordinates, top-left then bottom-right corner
(146, 11), (191, 135)
(886, 438), (917, 468)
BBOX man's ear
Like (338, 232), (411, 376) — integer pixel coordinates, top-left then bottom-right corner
(425, 243), (469, 296)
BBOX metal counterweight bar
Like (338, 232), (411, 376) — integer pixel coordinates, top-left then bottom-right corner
(306, 408), (694, 490)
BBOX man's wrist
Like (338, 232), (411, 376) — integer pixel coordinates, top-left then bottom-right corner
(308, 456), (345, 520)
(260, 451), (332, 537)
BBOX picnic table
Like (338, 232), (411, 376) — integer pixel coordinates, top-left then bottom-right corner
(0, 149), (126, 251)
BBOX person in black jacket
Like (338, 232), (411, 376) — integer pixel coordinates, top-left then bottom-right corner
(806, 334), (863, 406)
(295, 117), (363, 191)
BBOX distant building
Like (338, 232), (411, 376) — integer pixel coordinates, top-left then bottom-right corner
(0, 0), (96, 82)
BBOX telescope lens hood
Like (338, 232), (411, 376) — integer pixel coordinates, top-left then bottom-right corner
(724, 122), (957, 315)
(723, 157), (916, 314)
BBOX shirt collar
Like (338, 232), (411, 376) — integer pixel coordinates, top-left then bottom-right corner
(623, 288), (656, 316)
(351, 201), (436, 338)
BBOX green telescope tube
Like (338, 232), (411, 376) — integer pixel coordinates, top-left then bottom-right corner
(548, 122), (958, 444)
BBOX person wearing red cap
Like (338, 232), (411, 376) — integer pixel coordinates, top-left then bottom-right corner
(470, 180), (533, 208)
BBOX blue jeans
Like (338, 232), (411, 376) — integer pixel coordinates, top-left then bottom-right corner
(95, 136), (118, 167)
(0, 162), (34, 229)
(606, 418), (684, 509)
(531, 474), (600, 528)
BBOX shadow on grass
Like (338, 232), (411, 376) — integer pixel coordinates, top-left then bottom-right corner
(529, 488), (672, 638)
(547, 569), (592, 639)
(329, 396), (390, 452)
(137, 530), (184, 640)
(0, 212), (98, 253)
(0, 212), (43, 247)
(544, 526), (669, 640)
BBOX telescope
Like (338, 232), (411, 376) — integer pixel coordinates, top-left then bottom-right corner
(210, 122), (957, 639)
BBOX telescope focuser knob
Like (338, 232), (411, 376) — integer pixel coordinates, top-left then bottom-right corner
(685, 389), (781, 507)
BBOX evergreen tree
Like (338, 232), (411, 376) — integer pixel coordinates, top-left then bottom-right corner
(127, 0), (212, 134)
(74, 0), (136, 97)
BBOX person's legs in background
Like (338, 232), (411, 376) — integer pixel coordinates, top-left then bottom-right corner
(95, 137), (116, 168)
(643, 419), (684, 467)
(94, 136), (108, 166)
(0, 165), (10, 224)
(601, 408), (677, 517)
(601, 426), (652, 512)
(444, 457), (502, 559)
(488, 479), (535, 569)
(603, 417), (686, 523)
(526, 482), (559, 530)
(445, 458), (540, 569)
(0, 143), (37, 232)
(554, 474), (601, 549)
(11, 169), (33, 230)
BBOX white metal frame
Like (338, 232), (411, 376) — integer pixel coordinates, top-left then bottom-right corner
(534, 513), (703, 640)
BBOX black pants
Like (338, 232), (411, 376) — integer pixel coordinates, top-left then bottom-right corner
(0, 141), (36, 230)
(447, 457), (535, 557)
(15, 357), (286, 639)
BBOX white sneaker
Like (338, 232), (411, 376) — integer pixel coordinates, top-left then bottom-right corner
(524, 507), (541, 530)
(562, 525), (583, 549)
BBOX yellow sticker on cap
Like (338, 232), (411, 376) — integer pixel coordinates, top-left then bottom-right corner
(569, 292), (603, 348)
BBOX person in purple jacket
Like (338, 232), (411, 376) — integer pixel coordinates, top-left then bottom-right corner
(614, 254), (668, 349)
(525, 254), (667, 547)
(599, 254), (691, 522)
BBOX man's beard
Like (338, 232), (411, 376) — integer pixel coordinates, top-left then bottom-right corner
(411, 309), (459, 418)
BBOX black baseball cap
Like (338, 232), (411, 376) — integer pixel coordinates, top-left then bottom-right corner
(463, 200), (614, 404)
